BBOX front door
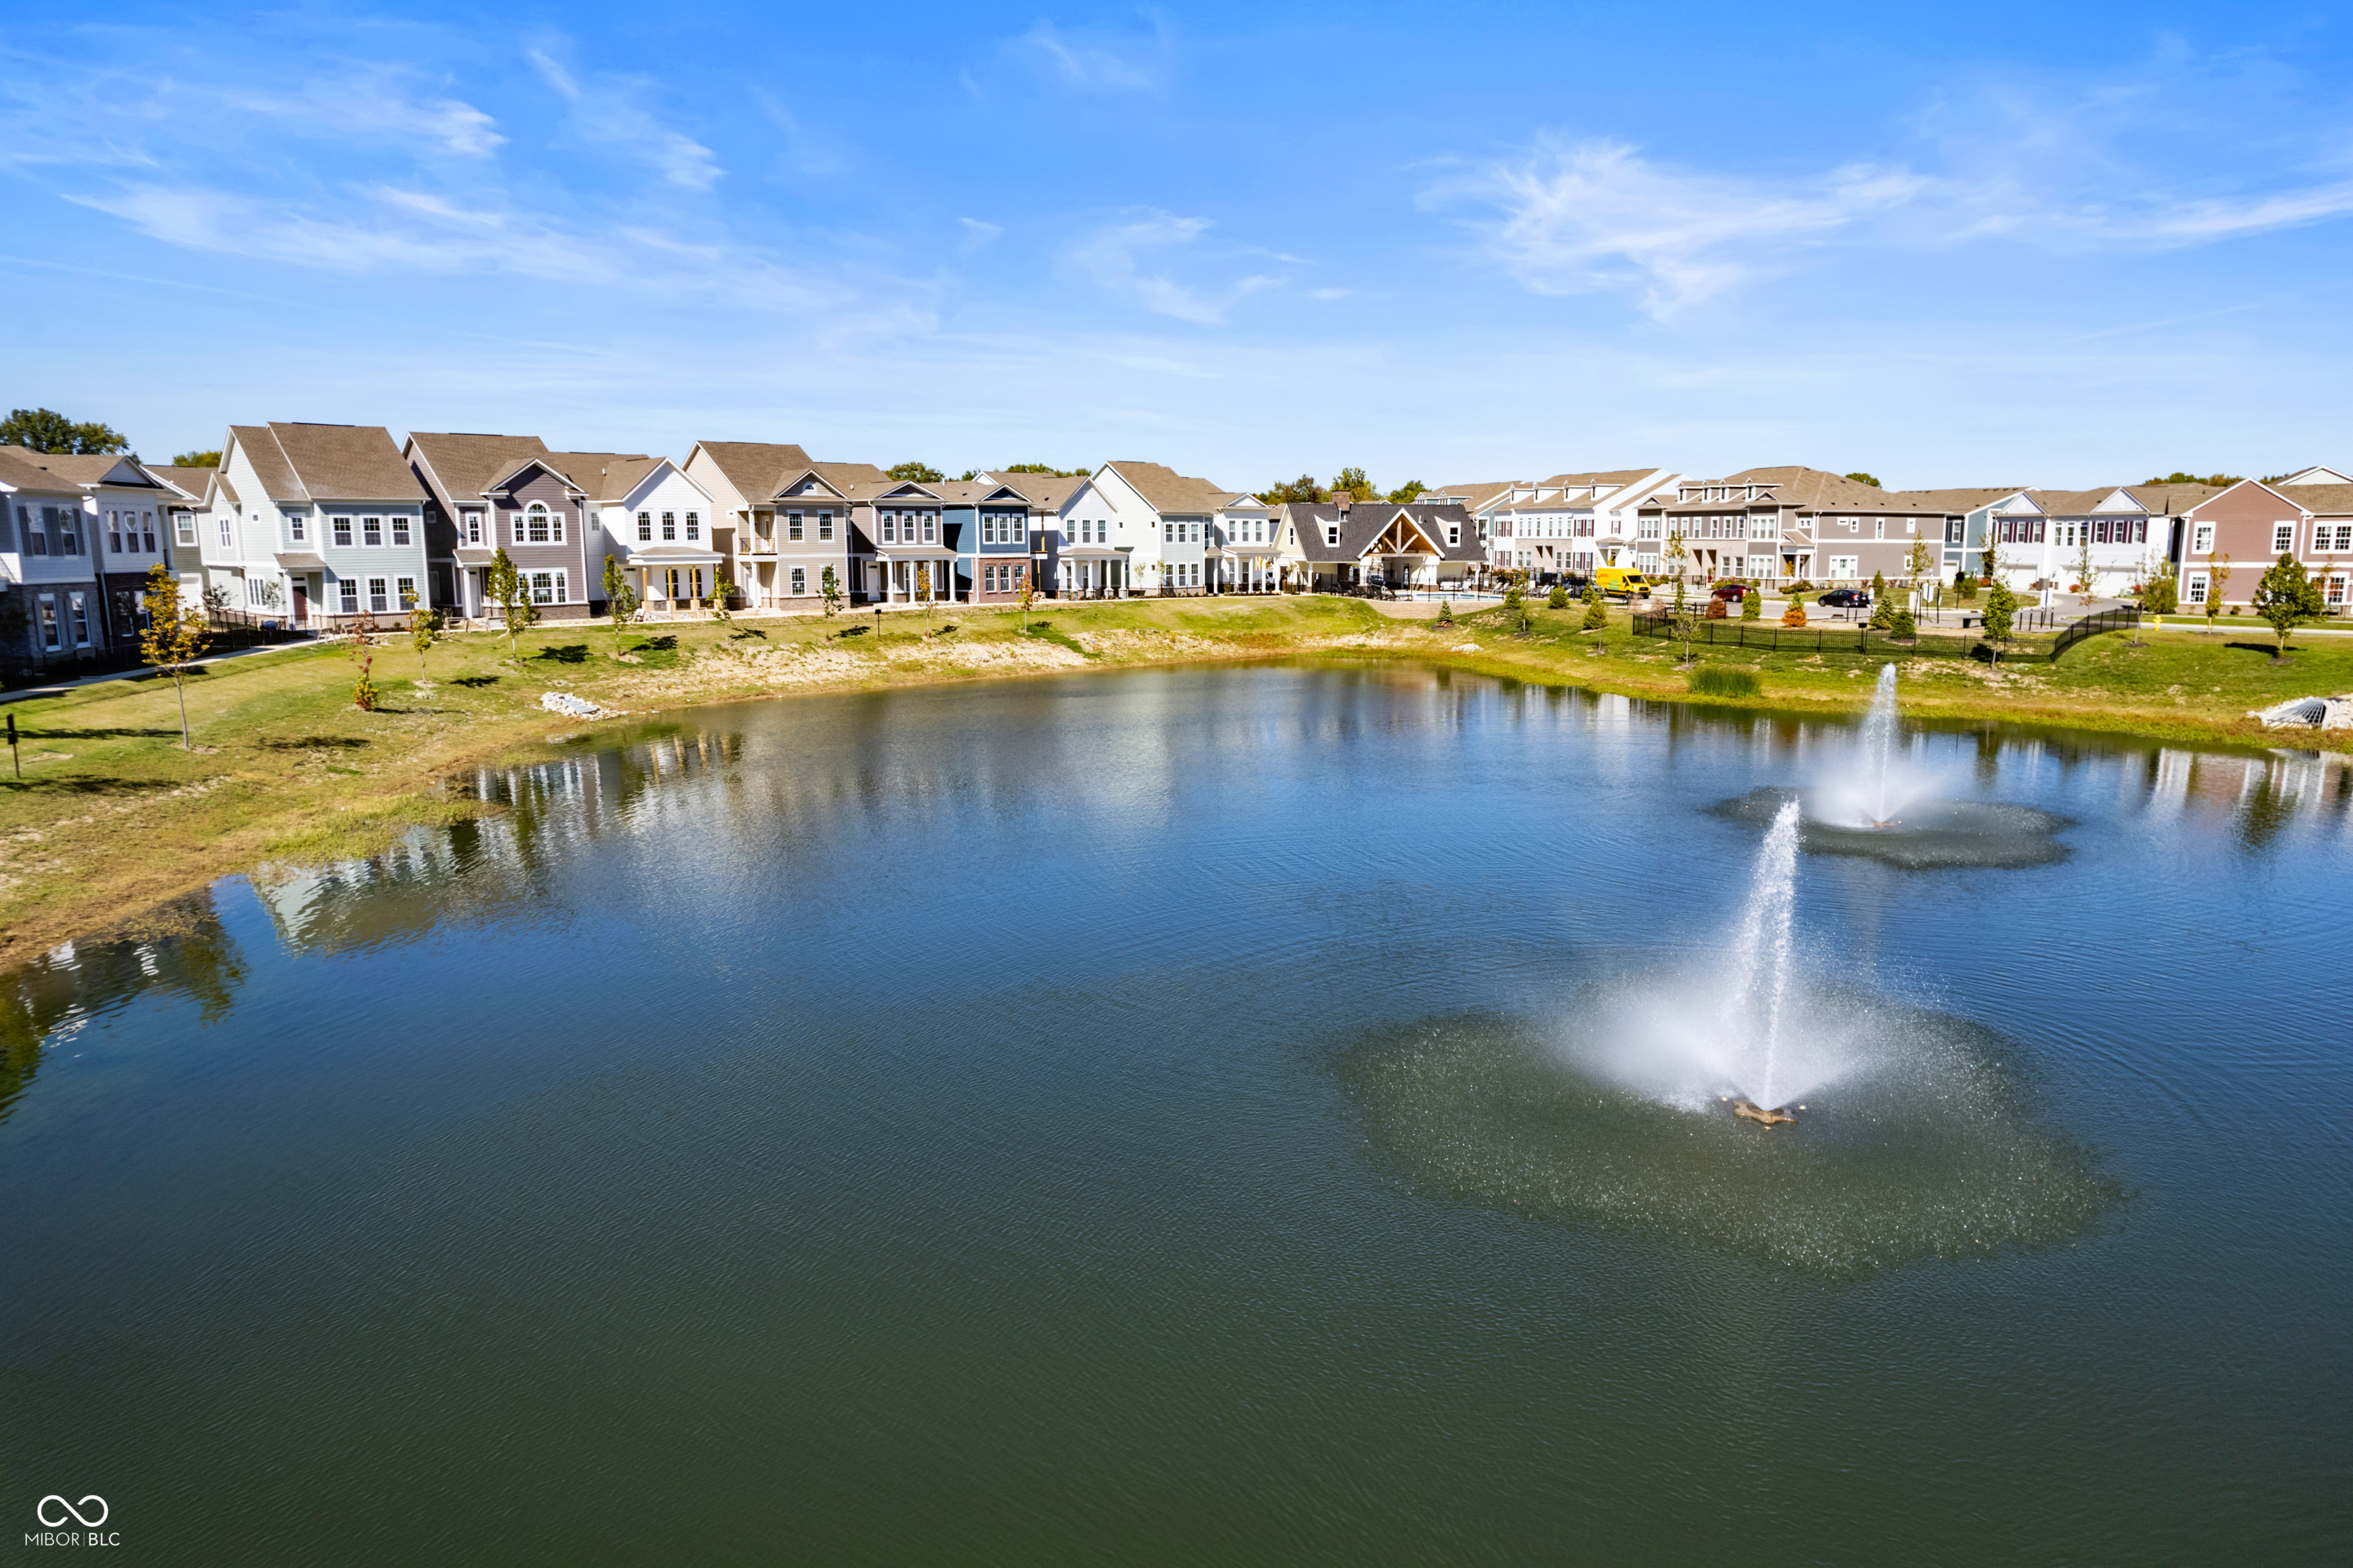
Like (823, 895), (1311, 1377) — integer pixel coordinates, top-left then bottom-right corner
(292, 582), (308, 626)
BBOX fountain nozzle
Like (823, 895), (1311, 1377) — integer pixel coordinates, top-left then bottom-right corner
(1732, 1101), (1797, 1128)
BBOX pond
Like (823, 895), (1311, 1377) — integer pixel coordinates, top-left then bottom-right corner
(4, 663), (2348, 1564)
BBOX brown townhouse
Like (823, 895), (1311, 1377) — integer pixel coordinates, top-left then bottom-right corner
(2181, 469), (2353, 611)
(1643, 467), (1956, 587)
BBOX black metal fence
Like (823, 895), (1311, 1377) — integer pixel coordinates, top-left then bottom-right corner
(2, 617), (312, 692)
(1629, 604), (2141, 663)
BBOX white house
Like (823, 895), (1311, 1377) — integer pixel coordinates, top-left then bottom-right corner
(1060, 462), (1245, 596)
(1452, 469), (1680, 578)
(583, 456), (726, 613)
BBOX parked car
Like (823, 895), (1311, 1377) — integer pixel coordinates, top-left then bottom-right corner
(1817, 587), (1872, 608)
(1712, 583), (1752, 601)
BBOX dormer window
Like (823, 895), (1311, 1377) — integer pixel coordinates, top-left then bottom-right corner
(1325, 525), (1341, 547)
(1448, 525), (1460, 546)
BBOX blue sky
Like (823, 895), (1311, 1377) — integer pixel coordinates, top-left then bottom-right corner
(7, 2), (2353, 489)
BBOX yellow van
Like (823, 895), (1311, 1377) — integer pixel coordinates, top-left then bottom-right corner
(1594, 568), (1655, 601)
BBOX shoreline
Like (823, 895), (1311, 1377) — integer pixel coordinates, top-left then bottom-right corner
(3, 596), (2346, 970)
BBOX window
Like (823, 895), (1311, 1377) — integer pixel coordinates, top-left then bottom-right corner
(637, 511), (652, 542)
(108, 512), (123, 554)
(177, 514), (197, 546)
(368, 578), (390, 614)
(1946, 518), (1964, 545)
(661, 511), (676, 541)
(788, 511), (804, 541)
(1325, 525), (1340, 547)
(817, 511), (833, 541)
(333, 516), (354, 546)
(527, 505), (549, 543)
(1754, 516), (1778, 542)
(2327, 575), (2346, 607)
(1904, 519), (1917, 535)
(2273, 522), (2295, 554)
(396, 575), (417, 609)
(289, 514), (306, 543)
(393, 516), (412, 547)
(39, 595), (60, 649)
(2187, 574), (2208, 604)
(1873, 520), (1885, 540)
(1011, 517), (1024, 545)
(790, 566), (806, 596)
(922, 513), (936, 543)
(464, 511), (484, 544)
(685, 511), (699, 541)
(882, 512), (897, 544)
(529, 571), (555, 604)
(1828, 556), (1859, 579)
(2333, 524), (2353, 552)
(220, 516), (234, 547)
(339, 578), (359, 614)
(2192, 523), (2215, 555)
(363, 517), (383, 547)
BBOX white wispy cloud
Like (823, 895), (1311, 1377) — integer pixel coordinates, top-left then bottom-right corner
(1065, 211), (1280, 324)
(1006, 17), (1172, 93)
(1425, 137), (1927, 317)
(959, 217), (1005, 252)
(526, 47), (721, 190)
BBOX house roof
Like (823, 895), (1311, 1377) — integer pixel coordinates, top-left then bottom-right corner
(148, 464), (222, 501)
(1101, 460), (1233, 514)
(2261, 483), (2353, 514)
(1664, 467), (1950, 515)
(15, 451), (163, 490)
(534, 452), (664, 503)
(237, 422), (427, 503)
(406, 432), (551, 507)
(1882, 486), (2027, 514)
(2029, 483), (2222, 516)
(694, 441), (815, 503)
(980, 471), (1091, 509)
(1284, 501), (1483, 562)
(1433, 480), (1525, 511)
(0, 446), (79, 493)
(768, 462), (890, 502)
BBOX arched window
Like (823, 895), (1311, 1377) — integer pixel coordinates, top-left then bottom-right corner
(527, 503), (551, 543)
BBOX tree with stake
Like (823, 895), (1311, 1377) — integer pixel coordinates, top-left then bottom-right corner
(137, 562), (208, 748)
(1016, 570), (1036, 633)
(2252, 553), (2324, 659)
(401, 587), (440, 676)
(2073, 528), (2100, 605)
(349, 612), (382, 711)
(603, 555), (640, 654)
(819, 565), (843, 621)
(1980, 534), (2004, 587)
(916, 563), (934, 635)
(1582, 579), (1609, 632)
(708, 575), (734, 622)
(1665, 530), (1689, 610)
(1905, 538), (1934, 614)
(485, 547), (534, 654)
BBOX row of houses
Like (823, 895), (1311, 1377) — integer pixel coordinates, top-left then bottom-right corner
(7, 425), (2349, 667)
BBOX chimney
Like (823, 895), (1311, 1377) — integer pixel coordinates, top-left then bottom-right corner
(1335, 495), (1352, 514)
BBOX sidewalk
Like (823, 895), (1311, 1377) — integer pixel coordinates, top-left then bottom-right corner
(0, 638), (315, 704)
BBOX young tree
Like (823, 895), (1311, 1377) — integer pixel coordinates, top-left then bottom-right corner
(2204, 552), (2234, 630)
(915, 563), (934, 634)
(2072, 529), (2100, 605)
(1952, 565), (1977, 602)
(1437, 597), (1454, 626)
(2252, 553), (2325, 659)
(1502, 582), (1523, 615)
(1016, 571), (1037, 632)
(708, 574), (734, 621)
(1904, 538), (1934, 604)
(484, 546), (534, 654)
(349, 614), (382, 711)
(1, 407), (128, 454)
(1664, 530), (1689, 610)
(819, 565), (843, 619)
(1980, 535), (2004, 586)
(1547, 581), (1569, 610)
(401, 587), (440, 675)
(1869, 568), (1889, 604)
(602, 555), (641, 653)
(137, 563), (209, 748)
(1983, 579), (2018, 664)
(1582, 579), (1609, 631)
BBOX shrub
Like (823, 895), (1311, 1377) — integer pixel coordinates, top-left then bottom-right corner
(1868, 596), (1895, 630)
(1741, 586), (1762, 619)
(1782, 602), (1808, 628)
(1502, 584), (1523, 613)
(1785, 579), (1814, 594)
(2142, 574), (2177, 614)
(1689, 665), (1762, 699)
(1547, 583), (1569, 609)
(1705, 597), (1730, 619)
(1581, 583), (1607, 632)
(1890, 608), (1917, 638)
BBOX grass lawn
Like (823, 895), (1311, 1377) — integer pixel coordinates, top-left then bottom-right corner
(2, 592), (2342, 967)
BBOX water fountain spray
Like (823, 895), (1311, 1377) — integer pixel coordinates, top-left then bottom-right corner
(1723, 798), (1802, 1122)
(1857, 663), (1900, 825)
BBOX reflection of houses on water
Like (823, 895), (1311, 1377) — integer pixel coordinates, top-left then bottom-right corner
(0, 891), (248, 1124)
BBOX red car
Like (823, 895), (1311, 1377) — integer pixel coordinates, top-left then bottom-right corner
(1711, 583), (1753, 601)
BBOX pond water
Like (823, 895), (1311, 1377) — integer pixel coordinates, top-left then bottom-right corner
(4, 664), (2348, 1565)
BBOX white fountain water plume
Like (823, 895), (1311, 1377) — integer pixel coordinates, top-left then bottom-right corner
(1570, 797), (1872, 1113)
(1815, 663), (1936, 829)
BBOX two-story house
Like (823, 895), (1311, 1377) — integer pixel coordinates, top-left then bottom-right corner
(204, 423), (431, 628)
(684, 442), (820, 610)
(2181, 475), (2353, 611)
(148, 464), (225, 601)
(1466, 469), (1681, 580)
(846, 476), (954, 605)
(579, 455), (726, 614)
(748, 458), (891, 607)
(0, 445), (107, 671)
(4, 450), (180, 652)
(1058, 462), (1242, 596)
(1644, 468), (1958, 588)
(2012, 484), (2216, 600)
(404, 431), (551, 617)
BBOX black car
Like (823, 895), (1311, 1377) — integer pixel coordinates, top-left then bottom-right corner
(1817, 587), (1872, 608)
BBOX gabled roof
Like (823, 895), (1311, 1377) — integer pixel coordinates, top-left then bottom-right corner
(1435, 480), (1527, 513)
(839, 476), (945, 503)
(234, 422), (426, 503)
(536, 452), (666, 504)
(1284, 501), (1482, 562)
(980, 471), (1090, 510)
(406, 432), (551, 507)
(146, 463), (222, 502)
(1101, 460), (1233, 514)
(2276, 467), (2352, 487)
(2252, 482), (2353, 515)
(12, 451), (163, 490)
(1667, 467), (1949, 515)
(692, 440), (815, 502)
(2030, 483), (2222, 516)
